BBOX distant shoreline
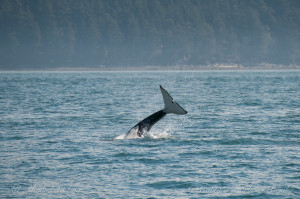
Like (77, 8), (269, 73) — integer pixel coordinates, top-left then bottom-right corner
(1, 64), (300, 72)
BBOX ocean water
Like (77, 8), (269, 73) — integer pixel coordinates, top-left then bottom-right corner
(0, 70), (299, 198)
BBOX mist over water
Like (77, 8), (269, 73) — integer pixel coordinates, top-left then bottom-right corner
(0, 71), (299, 198)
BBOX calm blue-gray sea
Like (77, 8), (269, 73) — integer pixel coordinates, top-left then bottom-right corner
(0, 70), (299, 198)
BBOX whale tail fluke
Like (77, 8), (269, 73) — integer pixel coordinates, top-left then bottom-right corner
(160, 85), (187, 115)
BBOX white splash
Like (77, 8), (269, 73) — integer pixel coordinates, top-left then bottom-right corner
(145, 129), (173, 139)
(114, 128), (173, 140)
(114, 134), (126, 140)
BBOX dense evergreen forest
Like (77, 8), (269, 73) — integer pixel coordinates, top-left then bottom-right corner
(0, 0), (300, 69)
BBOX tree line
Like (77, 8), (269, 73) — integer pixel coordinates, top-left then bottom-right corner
(0, 0), (299, 69)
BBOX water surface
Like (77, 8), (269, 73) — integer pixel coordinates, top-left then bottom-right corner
(0, 71), (299, 198)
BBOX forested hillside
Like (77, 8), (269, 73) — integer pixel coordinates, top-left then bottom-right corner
(0, 0), (299, 69)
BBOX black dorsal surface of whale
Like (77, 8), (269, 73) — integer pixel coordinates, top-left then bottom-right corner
(124, 85), (187, 139)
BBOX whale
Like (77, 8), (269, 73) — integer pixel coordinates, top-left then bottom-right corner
(124, 85), (187, 139)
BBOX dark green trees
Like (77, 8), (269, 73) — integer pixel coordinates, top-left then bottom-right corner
(0, 0), (299, 69)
